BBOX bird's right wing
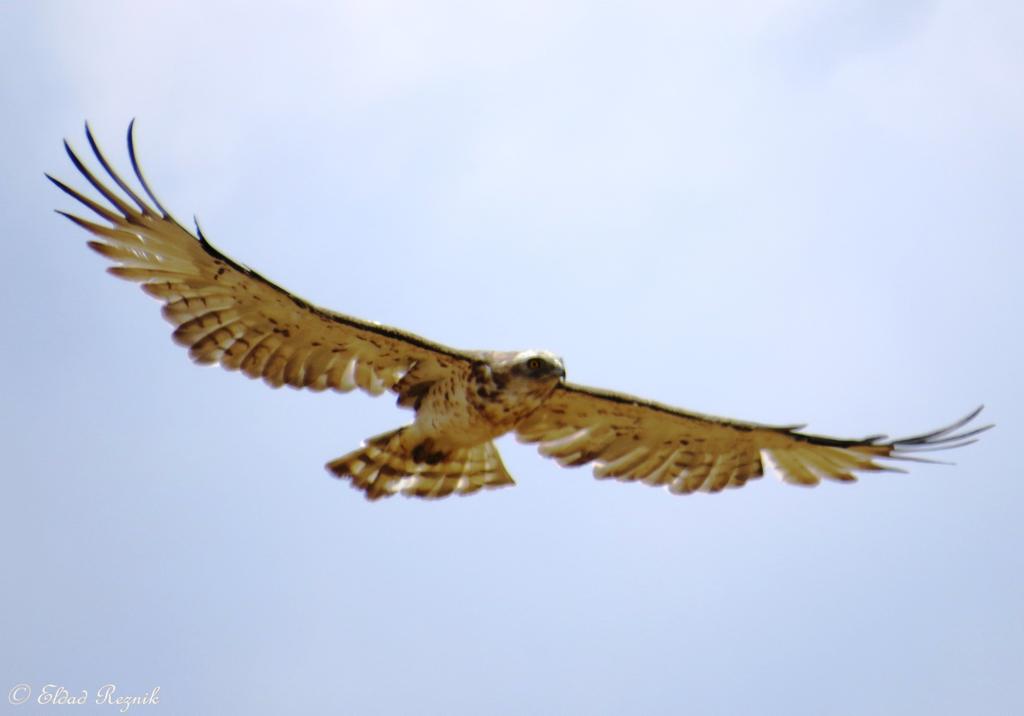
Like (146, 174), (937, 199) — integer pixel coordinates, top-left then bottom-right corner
(49, 123), (475, 399)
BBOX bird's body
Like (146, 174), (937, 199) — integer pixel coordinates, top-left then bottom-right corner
(328, 350), (564, 498)
(413, 350), (565, 444)
(49, 123), (991, 500)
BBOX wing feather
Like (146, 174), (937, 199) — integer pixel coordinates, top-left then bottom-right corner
(517, 383), (991, 493)
(51, 123), (474, 402)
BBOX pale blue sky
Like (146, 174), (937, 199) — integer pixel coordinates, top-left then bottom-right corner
(2, 1), (1022, 714)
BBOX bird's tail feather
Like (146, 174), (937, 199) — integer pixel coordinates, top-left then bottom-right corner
(326, 428), (515, 500)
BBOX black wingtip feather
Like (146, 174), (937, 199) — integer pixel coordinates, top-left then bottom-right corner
(55, 209), (84, 224)
(882, 407), (992, 462)
(194, 215), (209, 244)
(62, 134), (139, 219)
(126, 119), (174, 219)
(888, 406), (992, 450)
(47, 170), (122, 223)
(792, 405), (992, 463)
(84, 122), (153, 215)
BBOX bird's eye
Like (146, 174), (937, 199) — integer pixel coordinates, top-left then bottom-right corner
(526, 358), (543, 371)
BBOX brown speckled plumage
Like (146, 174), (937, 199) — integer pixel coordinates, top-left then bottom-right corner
(50, 123), (992, 500)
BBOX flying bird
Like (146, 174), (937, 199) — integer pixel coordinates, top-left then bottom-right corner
(49, 123), (991, 500)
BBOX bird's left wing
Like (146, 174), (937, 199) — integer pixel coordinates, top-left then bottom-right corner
(516, 383), (990, 493)
(48, 123), (474, 398)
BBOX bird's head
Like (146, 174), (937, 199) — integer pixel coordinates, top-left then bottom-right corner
(510, 350), (566, 382)
(480, 349), (566, 397)
(468, 350), (565, 422)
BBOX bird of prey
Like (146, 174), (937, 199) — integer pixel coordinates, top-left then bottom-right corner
(49, 123), (991, 501)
